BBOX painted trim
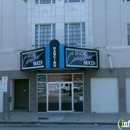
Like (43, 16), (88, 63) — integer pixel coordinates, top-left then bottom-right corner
(45, 44), (50, 68)
(59, 44), (65, 68)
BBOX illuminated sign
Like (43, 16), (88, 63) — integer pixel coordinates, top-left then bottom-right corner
(65, 47), (99, 69)
(50, 39), (60, 68)
(21, 48), (45, 70)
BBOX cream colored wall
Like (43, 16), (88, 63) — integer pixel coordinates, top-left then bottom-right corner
(31, 0), (93, 44)
(93, 0), (130, 68)
(1, 0), (130, 70)
(0, 0), (27, 71)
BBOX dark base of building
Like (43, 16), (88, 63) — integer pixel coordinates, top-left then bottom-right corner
(0, 68), (129, 113)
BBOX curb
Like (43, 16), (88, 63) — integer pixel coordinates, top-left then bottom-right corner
(0, 121), (118, 125)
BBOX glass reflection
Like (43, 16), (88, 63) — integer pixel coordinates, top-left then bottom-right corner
(61, 83), (72, 111)
(38, 83), (46, 112)
(74, 83), (83, 112)
(37, 74), (83, 112)
(74, 74), (83, 81)
(48, 84), (59, 111)
(48, 74), (72, 82)
(38, 75), (46, 82)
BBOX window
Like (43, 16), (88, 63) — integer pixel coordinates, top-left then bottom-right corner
(128, 25), (130, 45)
(35, 24), (55, 48)
(37, 74), (83, 112)
(65, 23), (85, 47)
(37, 75), (47, 112)
(35, 0), (55, 4)
(65, 0), (85, 3)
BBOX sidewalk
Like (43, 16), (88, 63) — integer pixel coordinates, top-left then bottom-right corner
(0, 112), (130, 125)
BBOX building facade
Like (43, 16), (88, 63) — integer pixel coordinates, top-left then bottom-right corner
(0, 0), (130, 113)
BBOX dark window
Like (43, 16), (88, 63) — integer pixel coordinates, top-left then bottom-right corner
(35, 0), (55, 4)
(65, 0), (85, 3)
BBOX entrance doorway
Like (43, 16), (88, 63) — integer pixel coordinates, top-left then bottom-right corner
(37, 74), (84, 112)
(47, 82), (73, 112)
(14, 79), (29, 111)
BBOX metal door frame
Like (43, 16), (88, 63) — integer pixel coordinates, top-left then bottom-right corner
(47, 82), (73, 112)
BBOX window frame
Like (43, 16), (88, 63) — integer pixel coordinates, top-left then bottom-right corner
(35, 0), (55, 4)
(35, 24), (55, 48)
(65, 0), (85, 3)
(128, 24), (130, 45)
(65, 23), (85, 47)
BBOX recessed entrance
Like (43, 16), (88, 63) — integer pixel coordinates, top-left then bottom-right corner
(37, 74), (83, 112)
(47, 82), (73, 112)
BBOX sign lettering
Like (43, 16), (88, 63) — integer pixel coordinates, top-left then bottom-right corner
(21, 48), (45, 70)
(65, 47), (99, 68)
(50, 39), (59, 68)
(2, 76), (8, 92)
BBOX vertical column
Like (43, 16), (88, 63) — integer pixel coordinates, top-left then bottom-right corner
(85, 0), (93, 45)
(118, 69), (126, 113)
(0, 0), (2, 50)
(120, 1), (127, 46)
(27, 0), (34, 48)
(31, 0), (36, 48)
(29, 72), (37, 112)
(0, 80), (3, 112)
(10, 80), (15, 111)
(84, 71), (91, 113)
(55, 0), (65, 43)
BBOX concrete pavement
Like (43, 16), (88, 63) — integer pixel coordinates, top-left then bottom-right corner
(0, 112), (130, 125)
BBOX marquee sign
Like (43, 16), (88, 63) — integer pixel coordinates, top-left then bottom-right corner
(50, 39), (60, 68)
(21, 48), (45, 70)
(65, 47), (99, 68)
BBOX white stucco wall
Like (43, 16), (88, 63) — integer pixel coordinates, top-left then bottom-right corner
(0, 0), (27, 70)
(93, 0), (130, 68)
(0, 0), (130, 70)
(33, 0), (93, 44)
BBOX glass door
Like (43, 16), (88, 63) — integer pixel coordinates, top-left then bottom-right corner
(47, 82), (73, 112)
(61, 82), (73, 111)
(47, 83), (59, 111)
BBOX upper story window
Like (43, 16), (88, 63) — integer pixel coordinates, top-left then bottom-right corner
(65, 0), (85, 3)
(65, 23), (85, 47)
(128, 25), (130, 45)
(35, 24), (55, 48)
(35, 0), (55, 4)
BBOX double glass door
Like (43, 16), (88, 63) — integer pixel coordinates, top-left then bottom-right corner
(47, 82), (73, 112)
